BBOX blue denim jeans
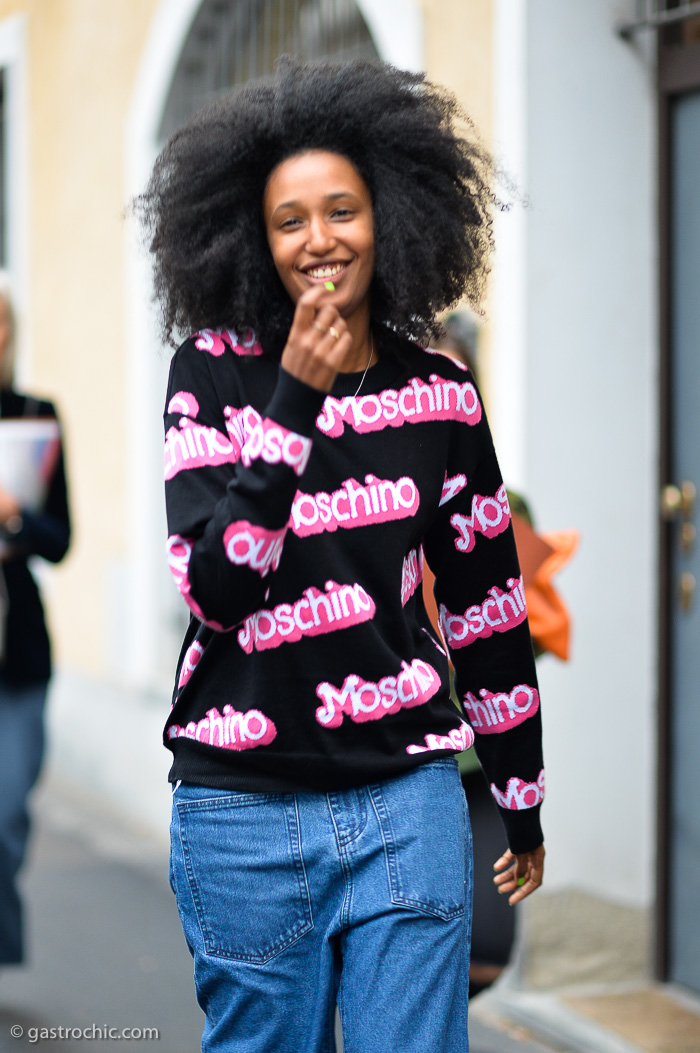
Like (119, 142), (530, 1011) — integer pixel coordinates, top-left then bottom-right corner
(0, 678), (48, 964)
(170, 758), (473, 1053)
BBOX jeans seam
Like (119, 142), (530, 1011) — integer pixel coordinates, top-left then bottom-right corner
(175, 804), (211, 954)
(368, 783), (398, 908)
(287, 795), (314, 934)
(326, 794), (354, 929)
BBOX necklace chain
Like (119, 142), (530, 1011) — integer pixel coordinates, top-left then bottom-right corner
(353, 334), (374, 398)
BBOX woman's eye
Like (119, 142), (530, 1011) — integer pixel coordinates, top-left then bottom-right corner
(279, 217), (302, 230)
(332, 208), (353, 219)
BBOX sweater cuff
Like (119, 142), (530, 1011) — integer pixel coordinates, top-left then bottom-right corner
(499, 804), (544, 856)
(265, 367), (327, 438)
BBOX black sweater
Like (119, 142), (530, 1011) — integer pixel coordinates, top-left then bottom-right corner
(163, 328), (544, 853)
(0, 389), (71, 685)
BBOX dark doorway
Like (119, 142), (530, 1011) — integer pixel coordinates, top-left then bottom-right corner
(657, 26), (700, 994)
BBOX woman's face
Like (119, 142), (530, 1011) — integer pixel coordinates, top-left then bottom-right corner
(263, 150), (375, 326)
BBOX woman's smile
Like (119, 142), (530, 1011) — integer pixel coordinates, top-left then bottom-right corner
(302, 261), (350, 283)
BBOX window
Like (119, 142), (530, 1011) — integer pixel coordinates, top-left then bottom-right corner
(159, 0), (378, 143)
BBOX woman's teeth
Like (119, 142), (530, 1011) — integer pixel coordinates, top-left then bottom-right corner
(307, 264), (345, 279)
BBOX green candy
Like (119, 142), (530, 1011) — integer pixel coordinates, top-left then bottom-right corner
(324, 281), (335, 291)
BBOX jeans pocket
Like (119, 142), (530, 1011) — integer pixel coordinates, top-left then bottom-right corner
(370, 759), (469, 921)
(174, 791), (313, 964)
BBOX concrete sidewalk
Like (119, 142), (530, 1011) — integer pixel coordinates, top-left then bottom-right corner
(472, 978), (700, 1053)
(0, 769), (566, 1053)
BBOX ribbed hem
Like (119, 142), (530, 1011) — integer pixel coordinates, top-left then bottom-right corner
(167, 741), (465, 795)
(499, 804), (544, 855)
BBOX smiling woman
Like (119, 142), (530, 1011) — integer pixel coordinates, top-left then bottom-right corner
(137, 58), (545, 1053)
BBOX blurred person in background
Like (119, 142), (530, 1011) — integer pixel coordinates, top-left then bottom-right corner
(139, 59), (545, 1053)
(0, 273), (71, 969)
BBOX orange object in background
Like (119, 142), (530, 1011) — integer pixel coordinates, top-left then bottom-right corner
(522, 526), (579, 661)
(422, 514), (578, 662)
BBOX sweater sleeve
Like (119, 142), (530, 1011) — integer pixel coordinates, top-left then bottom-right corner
(164, 340), (326, 631)
(423, 400), (544, 855)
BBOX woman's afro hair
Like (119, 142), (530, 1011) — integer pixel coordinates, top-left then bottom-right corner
(136, 58), (496, 353)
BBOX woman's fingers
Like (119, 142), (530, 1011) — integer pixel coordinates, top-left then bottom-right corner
(281, 286), (350, 392)
(492, 844), (545, 906)
(289, 284), (332, 337)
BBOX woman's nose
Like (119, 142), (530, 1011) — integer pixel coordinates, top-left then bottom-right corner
(306, 216), (335, 254)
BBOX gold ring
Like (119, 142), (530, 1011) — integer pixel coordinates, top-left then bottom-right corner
(312, 320), (328, 335)
(329, 326), (340, 340)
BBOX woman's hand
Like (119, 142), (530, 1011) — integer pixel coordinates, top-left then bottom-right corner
(0, 484), (21, 526)
(280, 286), (353, 393)
(493, 844), (545, 906)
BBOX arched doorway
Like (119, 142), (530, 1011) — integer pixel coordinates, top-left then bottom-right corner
(159, 0), (379, 144)
(125, 0), (423, 689)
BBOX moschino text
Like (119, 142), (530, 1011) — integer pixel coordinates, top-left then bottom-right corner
(406, 722), (475, 755)
(315, 375), (482, 437)
(450, 484), (511, 553)
(290, 474), (419, 537)
(315, 658), (441, 729)
(168, 704), (277, 751)
(439, 576), (527, 650)
(463, 683), (540, 735)
(237, 580), (375, 654)
(491, 769), (545, 811)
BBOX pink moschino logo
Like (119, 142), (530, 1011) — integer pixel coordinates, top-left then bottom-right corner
(316, 658), (441, 729)
(315, 375), (481, 438)
(167, 705), (276, 751)
(237, 580), (375, 654)
(401, 548), (423, 606)
(223, 520), (287, 578)
(406, 722), (475, 755)
(165, 417), (239, 481)
(193, 328), (263, 357)
(491, 769), (545, 811)
(439, 576), (527, 650)
(167, 535), (226, 631)
(178, 640), (204, 688)
(241, 417), (312, 477)
(168, 534), (196, 600)
(440, 473), (467, 506)
(224, 404), (258, 449)
(464, 683), (540, 735)
(168, 391), (200, 417)
(450, 485), (511, 553)
(291, 474), (419, 537)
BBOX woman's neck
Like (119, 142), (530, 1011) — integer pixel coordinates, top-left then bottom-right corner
(337, 306), (375, 373)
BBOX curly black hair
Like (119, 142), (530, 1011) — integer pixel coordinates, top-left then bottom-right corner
(137, 58), (495, 354)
